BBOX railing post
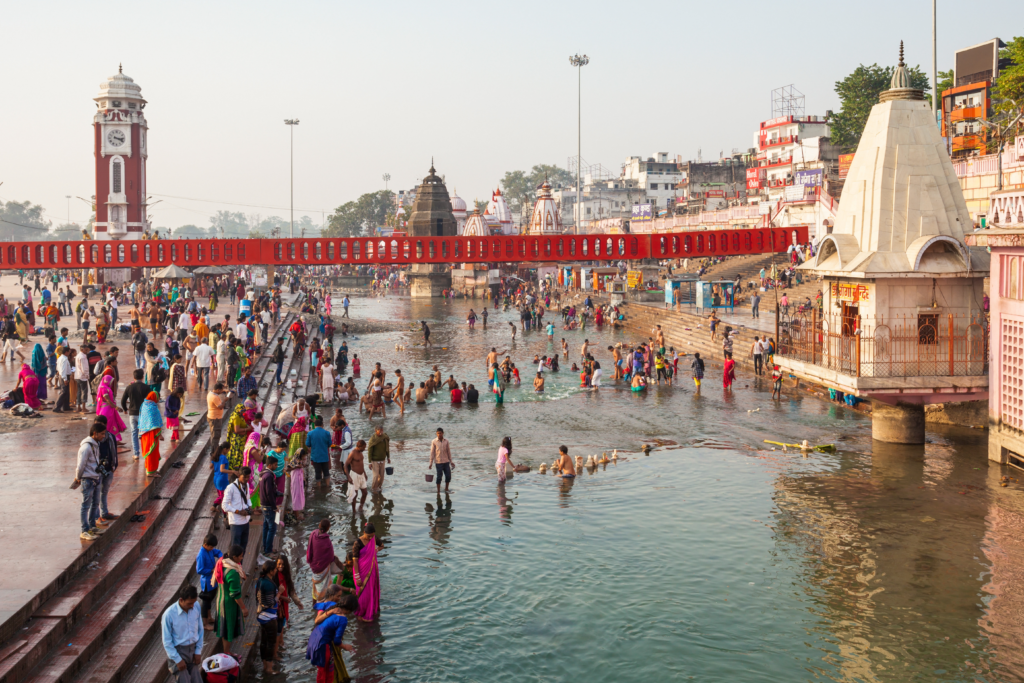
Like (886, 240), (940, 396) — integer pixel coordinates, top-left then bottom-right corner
(856, 317), (862, 377)
(948, 314), (955, 376)
(812, 308), (817, 364)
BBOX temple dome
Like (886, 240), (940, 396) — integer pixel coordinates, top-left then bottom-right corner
(528, 180), (563, 236)
(450, 191), (467, 213)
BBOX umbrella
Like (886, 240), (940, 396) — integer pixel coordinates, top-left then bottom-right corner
(152, 264), (194, 279)
(192, 265), (233, 275)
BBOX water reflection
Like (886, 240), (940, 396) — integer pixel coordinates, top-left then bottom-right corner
(425, 494), (453, 548)
(495, 482), (513, 525)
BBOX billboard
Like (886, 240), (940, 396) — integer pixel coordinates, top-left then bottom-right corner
(838, 153), (855, 179)
(631, 204), (653, 222)
(795, 169), (823, 187)
(746, 178), (761, 190)
(955, 39), (1002, 86)
(705, 190), (725, 198)
(784, 186), (806, 202)
(745, 168), (759, 180)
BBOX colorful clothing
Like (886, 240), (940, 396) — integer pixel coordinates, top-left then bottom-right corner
(214, 562), (244, 642)
(353, 540), (380, 622)
(96, 376), (127, 442)
(227, 404), (248, 470)
(18, 363), (41, 410)
(139, 393), (163, 474)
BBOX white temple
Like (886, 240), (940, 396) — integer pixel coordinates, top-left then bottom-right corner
(528, 180), (563, 235)
(485, 188), (516, 235)
(450, 189), (468, 235)
(462, 208), (490, 237)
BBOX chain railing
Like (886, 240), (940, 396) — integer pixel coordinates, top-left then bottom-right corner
(777, 311), (988, 379)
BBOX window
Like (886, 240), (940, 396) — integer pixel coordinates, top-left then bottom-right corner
(650, 184), (658, 191)
(112, 162), (122, 194)
(918, 313), (939, 345)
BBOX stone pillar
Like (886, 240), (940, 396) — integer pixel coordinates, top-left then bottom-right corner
(871, 400), (926, 444)
(408, 264), (451, 299)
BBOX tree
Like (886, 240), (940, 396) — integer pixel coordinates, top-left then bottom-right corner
(994, 36), (1024, 120)
(500, 170), (531, 216)
(528, 164), (574, 190)
(324, 190), (393, 237)
(473, 199), (489, 213)
(0, 200), (51, 240)
(829, 63), (931, 151)
(172, 224), (211, 238)
(936, 69), (954, 97)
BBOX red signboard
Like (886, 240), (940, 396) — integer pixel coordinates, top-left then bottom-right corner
(746, 179), (762, 190)
(746, 168), (759, 180)
(839, 153), (855, 179)
(761, 115), (792, 129)
(705, 190), (725, 198)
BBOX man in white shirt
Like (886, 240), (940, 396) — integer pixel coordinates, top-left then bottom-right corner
(221, 468), (252, 551)
(108, 295), (119, 326)
(53, 348), (74, 413)
(192, 338), (215, 390)
(259, 309), (271, 337)
(215, 336), (228, 383)
(177, 311), (192, 343)
(751, 336), (765, 376)
(235, 317), (248, 342)
(75, 346), (91, 411)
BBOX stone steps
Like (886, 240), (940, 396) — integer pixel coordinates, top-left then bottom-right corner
(0, 310), (298, 683)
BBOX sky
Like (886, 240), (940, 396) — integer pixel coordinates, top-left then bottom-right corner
(0, 0), (1016, 231)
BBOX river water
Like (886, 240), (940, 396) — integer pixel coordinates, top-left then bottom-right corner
(268, 295), (1024, 683)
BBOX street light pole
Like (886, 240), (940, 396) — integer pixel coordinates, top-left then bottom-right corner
(569, 53), (589, 235)
(382, 173), (391, 192)
(932, 0), (938, 124)
(284, 119), (300, 237)
(65, 195), (71, 226)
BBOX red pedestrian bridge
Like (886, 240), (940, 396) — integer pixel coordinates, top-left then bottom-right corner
(0, 226), (808, 269)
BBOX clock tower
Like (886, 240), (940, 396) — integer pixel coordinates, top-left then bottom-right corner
(93, 65), (149, 240)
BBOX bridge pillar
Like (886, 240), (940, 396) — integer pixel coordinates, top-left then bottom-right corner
(871, 400), (926, 444)
(408, 265), (451, 299)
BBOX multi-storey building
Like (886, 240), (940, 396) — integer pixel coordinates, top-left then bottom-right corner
(940, 38), (1008, 159)
(750, 115), (832, 197)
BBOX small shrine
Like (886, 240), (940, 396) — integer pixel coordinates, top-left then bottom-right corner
(528, 180), (564, 235)
(776, 44), (990, 444)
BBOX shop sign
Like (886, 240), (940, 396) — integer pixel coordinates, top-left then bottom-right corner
(830, 282), (871, 302)
(839, 153), (855, 179)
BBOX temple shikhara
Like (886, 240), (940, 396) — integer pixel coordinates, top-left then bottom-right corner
(776, 44), (990, 444)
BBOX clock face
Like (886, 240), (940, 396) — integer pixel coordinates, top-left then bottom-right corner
(107, 129), (126, 147)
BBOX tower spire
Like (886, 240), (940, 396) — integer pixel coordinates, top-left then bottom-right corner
(898, 40), (905, 67)
(119, 63), (123, 74)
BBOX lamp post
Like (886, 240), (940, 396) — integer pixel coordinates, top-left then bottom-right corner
(569, 53), (589, 235)
(65, 195), (71, 226)
(382, 173), (391, 192)
(284, 119), (300, 237)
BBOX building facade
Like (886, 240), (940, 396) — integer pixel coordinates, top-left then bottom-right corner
(93, 66), (149, 241)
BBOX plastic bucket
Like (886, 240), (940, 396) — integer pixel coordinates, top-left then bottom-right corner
(385, 466), (394, 475)
(425, 473), (434, 482)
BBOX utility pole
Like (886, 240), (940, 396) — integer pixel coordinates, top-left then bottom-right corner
(284, 119), (300, 237)
(932, 0), (938, 126)
(382, 173), (391, 192)
(569, 53), (589, 235)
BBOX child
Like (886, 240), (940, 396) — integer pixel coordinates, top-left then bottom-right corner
(771, 364), (783, 400)
(257, 560), (282, 674)
(352, 355), (361, 376)
(288, 447), (309, 521)
(210, 441), (235, 513)
(511, 364), (521, 385)
(306, 593), (358, 683)
(195, 533), (223, 630)
(165, 386), (185, 441)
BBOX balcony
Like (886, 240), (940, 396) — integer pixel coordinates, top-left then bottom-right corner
(952, 134), (984, 152)
(767, 178), (794, 188)
(760, 135), (798, 149)
(949, 106), (983, 123)
(760, 156), (793, 170)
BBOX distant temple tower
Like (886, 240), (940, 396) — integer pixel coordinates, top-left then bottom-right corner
(776, 43), (990, 444)
(406, 163), (457, 298)
(450, 189), (468, 234)
(528, 180), (564, 235)
(93, 65), (149, 241)
(485, 187), (515, 235)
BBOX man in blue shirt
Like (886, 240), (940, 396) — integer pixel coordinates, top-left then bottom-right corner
(307, 415), (333, 483)
(195, 533), (223, 629)
(236, 365), (257, 398)
(161, 586), (203, 683)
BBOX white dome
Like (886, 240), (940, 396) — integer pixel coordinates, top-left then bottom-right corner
(95, 64), (146, 105)
(450, 191), (467, 213)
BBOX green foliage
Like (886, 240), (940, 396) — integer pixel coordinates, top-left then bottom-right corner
(829, 63), (931, 152)
(936, 69), (954, 97)
(0, 200), (51, 239)
(994, 36), (1024, 119)
(500, 164), (573, 216)
(324, 190), (393, 238)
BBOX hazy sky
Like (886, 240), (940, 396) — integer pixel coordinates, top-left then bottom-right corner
(0, 0), (1014, 231)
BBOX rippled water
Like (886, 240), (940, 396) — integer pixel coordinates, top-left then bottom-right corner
(265, 295), (1024, 683)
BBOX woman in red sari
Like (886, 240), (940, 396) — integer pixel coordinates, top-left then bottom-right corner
(139, 392), (163, 476)
(351, 522), (380, 622)
(15, 363), (41, 409)
(722, 352), (736, 391)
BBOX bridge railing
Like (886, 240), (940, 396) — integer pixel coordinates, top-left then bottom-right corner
(0, 227), (808, 269)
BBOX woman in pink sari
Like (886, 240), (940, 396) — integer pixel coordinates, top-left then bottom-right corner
(15, 363), (41, 409)
(324, 293), (332, 316)
(96, 373), (128, 441)
(351, 522), (380, 622)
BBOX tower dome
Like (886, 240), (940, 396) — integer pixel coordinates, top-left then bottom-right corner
(450, 190), (467, 213)
(94, 64), (146, 107)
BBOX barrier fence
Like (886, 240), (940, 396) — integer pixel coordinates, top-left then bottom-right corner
(0, 226), (808, 270)
(777, 311), (988, 379)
